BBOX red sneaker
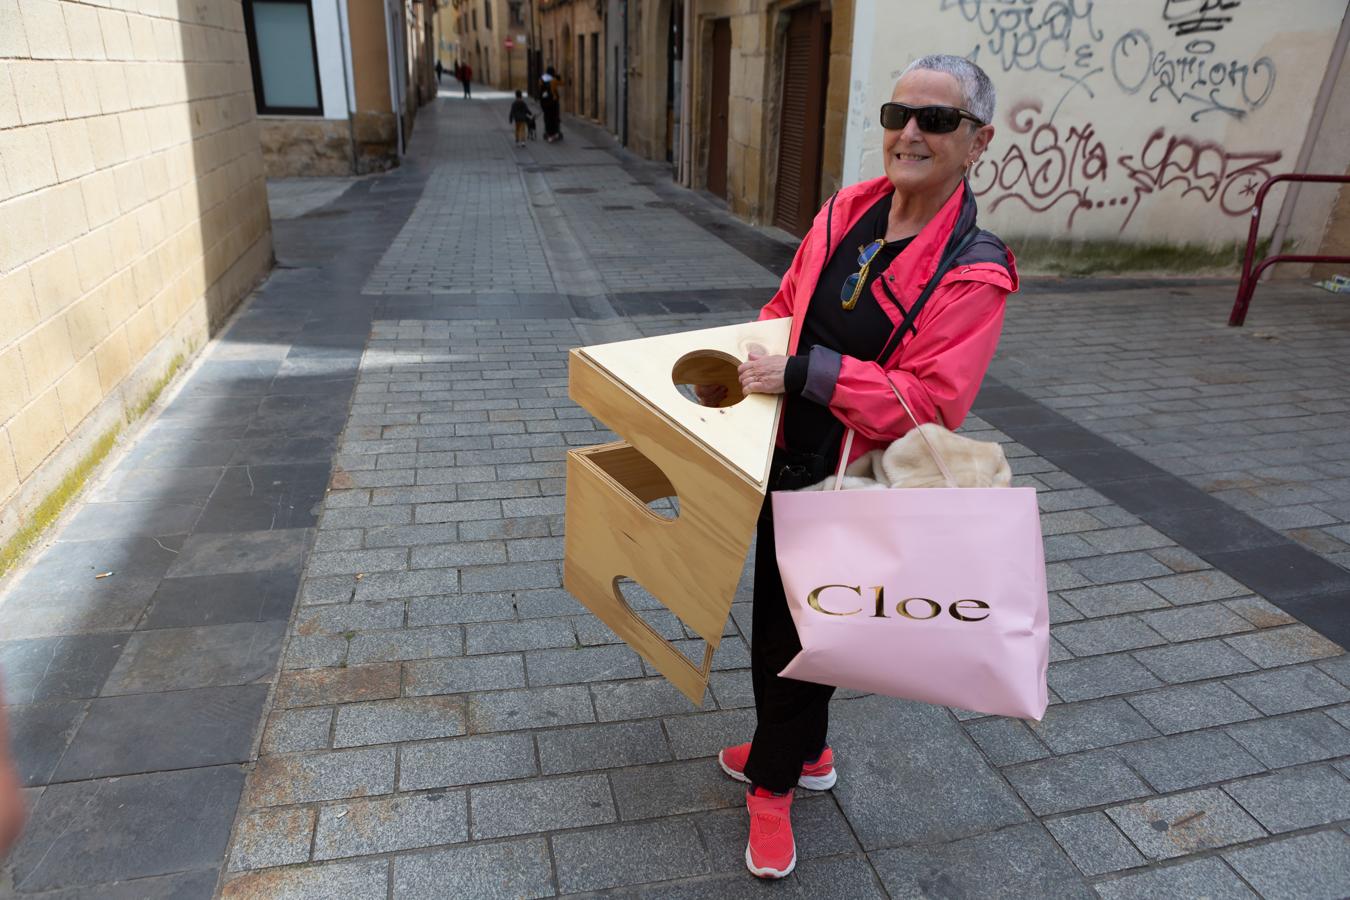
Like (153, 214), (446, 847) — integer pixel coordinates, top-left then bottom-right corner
(745, 787), (796, 879)
(718, 743), (837, 791)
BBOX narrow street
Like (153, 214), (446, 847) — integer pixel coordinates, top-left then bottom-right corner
(2, 88), (1350, 898)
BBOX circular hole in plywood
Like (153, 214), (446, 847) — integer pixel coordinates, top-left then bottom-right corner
(672, 350), (744, 409)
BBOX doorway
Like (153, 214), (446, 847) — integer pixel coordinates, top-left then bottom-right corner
(773, 3), (829, 236)
(707, 18), (731, 199)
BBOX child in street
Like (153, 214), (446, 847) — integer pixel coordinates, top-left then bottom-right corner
(508, 91), (532, 148)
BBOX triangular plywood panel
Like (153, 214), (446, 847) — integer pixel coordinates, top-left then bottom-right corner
(577, 318), (792, 488)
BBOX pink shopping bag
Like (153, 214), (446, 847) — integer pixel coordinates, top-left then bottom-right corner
(774, 386), (1049, 721)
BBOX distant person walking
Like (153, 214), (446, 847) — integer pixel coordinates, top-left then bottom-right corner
(435, 59), (444, 85)
(540, 67), (562, 142)
(462, 62), (473, 98)
(508, 91), (531, 147)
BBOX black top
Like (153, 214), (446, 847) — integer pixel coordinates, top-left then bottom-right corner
(509, 99), (531, 122)
(782, 193), (913, 459)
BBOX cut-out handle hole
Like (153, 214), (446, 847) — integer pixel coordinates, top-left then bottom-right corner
(672, 350), (744, 409)
(587, 444), (679, 521)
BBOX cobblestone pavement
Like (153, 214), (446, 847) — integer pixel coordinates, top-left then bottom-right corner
(4, 92), (1350, 898)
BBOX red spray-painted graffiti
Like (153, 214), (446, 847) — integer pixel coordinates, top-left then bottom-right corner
(969, 100), (1282, 230)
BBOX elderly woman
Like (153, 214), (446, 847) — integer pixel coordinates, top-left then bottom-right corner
(701, 54), (1017, 878)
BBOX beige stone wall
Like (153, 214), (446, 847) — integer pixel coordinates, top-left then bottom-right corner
(258, 118), (353, 177)
(540, 1), (604, 118)
(0, 0), (272, 544)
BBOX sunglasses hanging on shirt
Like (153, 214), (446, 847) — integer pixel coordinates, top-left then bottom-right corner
(879, 102), (985, 134)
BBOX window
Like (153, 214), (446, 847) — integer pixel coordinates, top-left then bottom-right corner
(484, 0), (492, 30)
(243, 0), (323, 115)
(509, 1), (524, 27)
(472, 9), (477, 30)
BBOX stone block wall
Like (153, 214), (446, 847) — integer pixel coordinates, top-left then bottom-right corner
(0, 0), (273, 546)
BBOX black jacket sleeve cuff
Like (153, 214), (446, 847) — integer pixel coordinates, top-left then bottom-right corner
(784, 355), (809, 395)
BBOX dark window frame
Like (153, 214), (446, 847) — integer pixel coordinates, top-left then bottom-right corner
(242, 0), (325, 116)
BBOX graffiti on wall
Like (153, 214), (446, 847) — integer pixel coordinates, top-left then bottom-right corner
(936, 0), (1284, 232)
(969, 101), (1283, 230)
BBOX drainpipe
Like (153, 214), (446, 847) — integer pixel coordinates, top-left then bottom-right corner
(1265, 4), (1349, 277)
(335, 0), (358, 172)
(384, 0), (406, 158)
(680, 0), (692, 186)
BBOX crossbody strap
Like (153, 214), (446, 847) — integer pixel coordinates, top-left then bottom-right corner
(875, 226), (979, 365)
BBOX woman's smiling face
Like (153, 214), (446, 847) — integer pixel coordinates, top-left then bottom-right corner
(883, 69), (993, 200)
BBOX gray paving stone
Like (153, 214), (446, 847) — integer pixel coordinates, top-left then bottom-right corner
(1132, 638), (1260, 683)
(277, 663), (401, 708)
(1224, 830), (1350, 900)
(1126, 682), (1262, 735)
(284, 634), (348, 669)
(1144, 570), (1250, 605)
(1004, 751), (1152, 816)
(1226, 710), (1350, 767)
(167, 529), (311, 578)
(100, 622), (286, 694)
(1226, 625), (1345, 668)
(399, 733), (538, 789)
(870, 822), (1093, 899)
(1068, 552), (1173, 585)
(466, 684), (595, 732)
(1116, 729), (1265, 793)
(1080, 525), (1173, 555)
(536, 720), (672, 775)
(1044, 811), (1145, 877)
(964, 716), (1051, 766)
(459, 561), (561, 592)
(465, 618), (576, 654)
(1105, 788), (1266, 860)
(1029, 698), (1160, 753)
(1139, 602), (1255, 642)
(1059, 583), (1171, 618)
(1048, 655), (1164, 702)
(1318, 653), (1350, 688)
(410, 541), (507, 568)
(1225, 665), (1350, 715)
(307, 548), (408, 577)
(524, 644), (644, 685)
(362, 523), (458, 548)
(314, 791), (468, 860)
(661, 708), (757, 761)
(353, 569), (458, 602)
(403, 654), (527, 695)
(333, 696), (467, 748)
(390, 838), (554, 900)
(470, 773), (616, 838)
(405, 592), (518, 625)
(220, 859), (389, 900)
(1224, 595), (1298, 628)
(611, 759), (746, 820)
(347, 625), (464, 664)
(262, 707), (334, 754)
(7, 766), (244, 892)
(1094, 857), (1257, 900)
(293, 602), (405, 635)
(552, 819), (710, 893)
(591, 677), (710, 721)
(228, 807), (316, 871)
(829, 695), (1027, 847)
(1223, 766), (1350, 833)
(1053, 617), (1168, 656)
(246, 747), (395, 807)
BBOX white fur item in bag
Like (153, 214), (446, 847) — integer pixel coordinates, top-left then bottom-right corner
(800, 423), (1012, 491)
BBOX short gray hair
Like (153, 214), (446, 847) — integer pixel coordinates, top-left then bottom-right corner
(901, 54), (996, 125)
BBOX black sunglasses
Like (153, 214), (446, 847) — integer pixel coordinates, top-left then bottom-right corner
(880, 102), (985, 134)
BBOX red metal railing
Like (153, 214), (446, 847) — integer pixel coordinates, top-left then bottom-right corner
(1228, 173), (1350, 326)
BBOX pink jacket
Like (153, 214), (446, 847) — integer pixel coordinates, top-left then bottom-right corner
(759, 176), (1018, 466)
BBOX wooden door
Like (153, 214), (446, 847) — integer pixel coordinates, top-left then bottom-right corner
(707, 19), (731, 200)
(773, 4), (829, 236)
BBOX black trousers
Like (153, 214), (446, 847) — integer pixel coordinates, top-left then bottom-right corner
(743, 484), (836, 793)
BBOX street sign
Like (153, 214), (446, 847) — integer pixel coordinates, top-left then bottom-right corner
(504, 39), (514, 48)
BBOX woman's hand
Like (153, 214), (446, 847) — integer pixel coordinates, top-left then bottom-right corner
(738, 350), (789, 395)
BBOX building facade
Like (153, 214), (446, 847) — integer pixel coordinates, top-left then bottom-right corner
(456, 0), (533, 92)
(538, 0), (606, 121)
(1, 0), (273, 552)
(245, 0), (436, 177)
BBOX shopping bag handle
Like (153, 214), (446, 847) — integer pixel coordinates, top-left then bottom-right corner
(832, 380), (958, 490)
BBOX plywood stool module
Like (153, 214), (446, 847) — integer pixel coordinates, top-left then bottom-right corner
(565, 319), (792, 703)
